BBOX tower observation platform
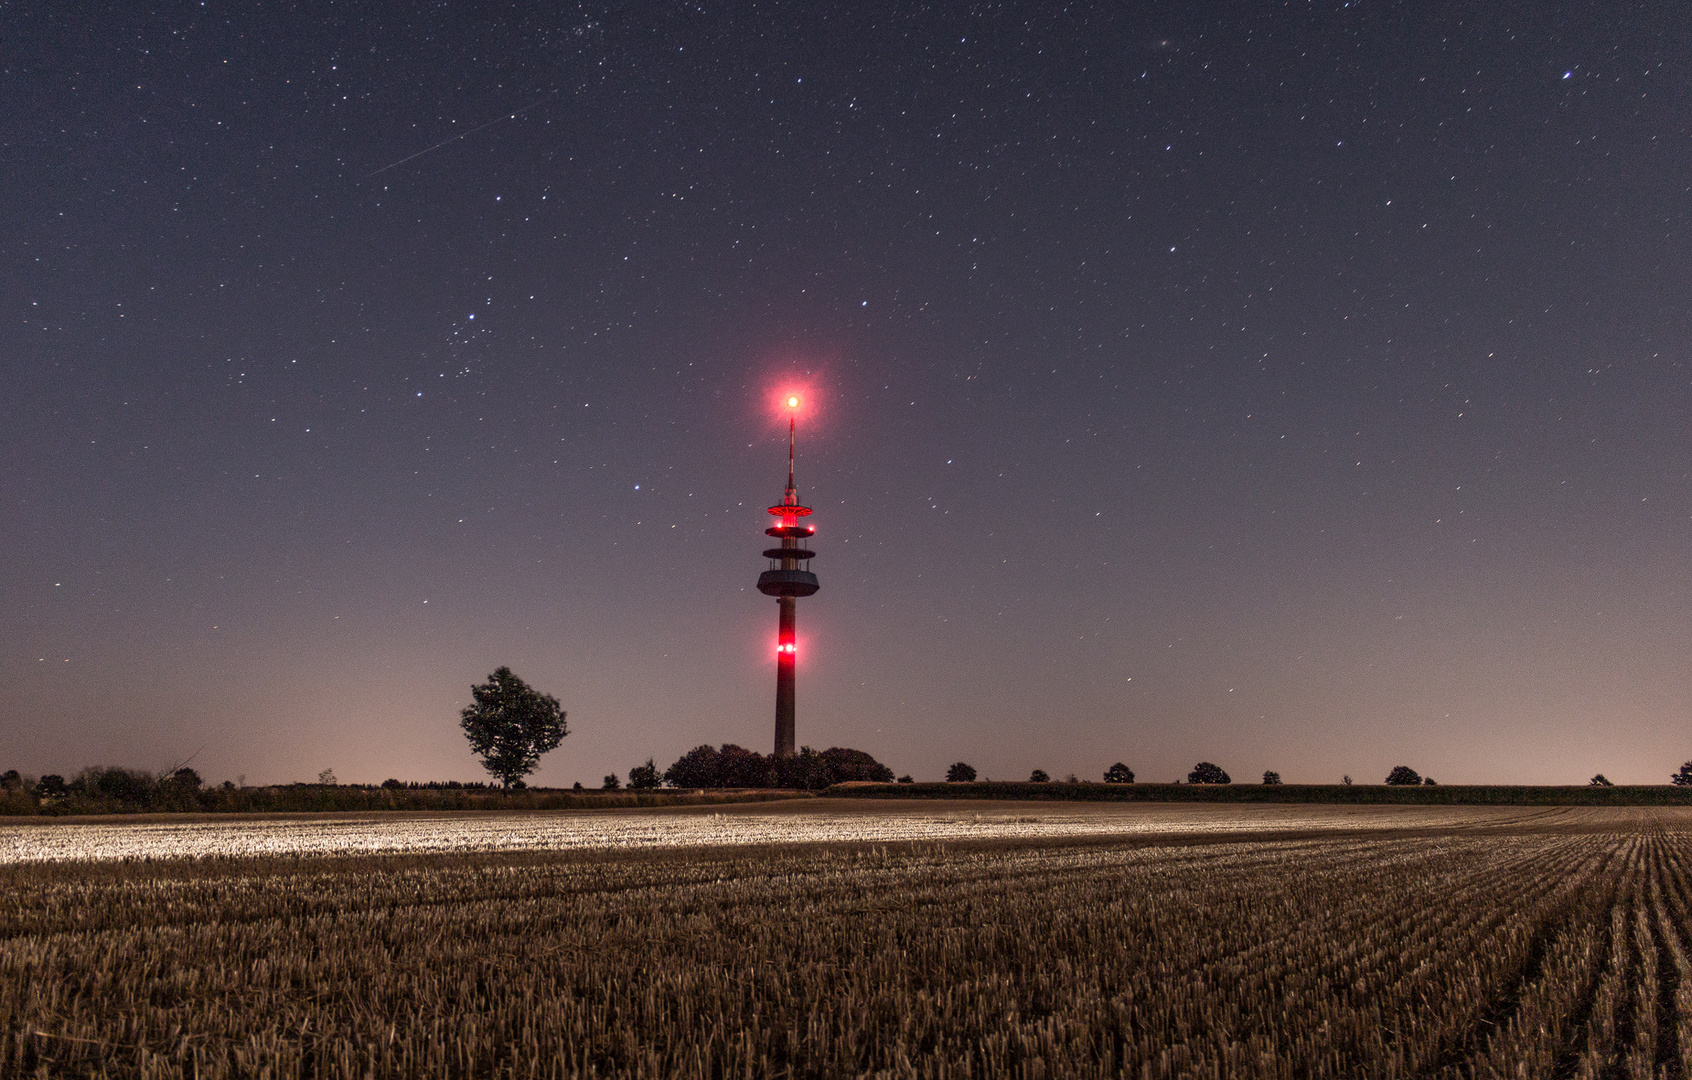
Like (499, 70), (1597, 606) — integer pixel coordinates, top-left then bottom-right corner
(757, 406), (817, 757)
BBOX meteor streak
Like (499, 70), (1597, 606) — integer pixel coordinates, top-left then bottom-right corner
(366, 92), (555, 178)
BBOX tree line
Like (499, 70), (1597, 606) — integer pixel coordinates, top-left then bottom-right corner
(610, 744), (895, 791)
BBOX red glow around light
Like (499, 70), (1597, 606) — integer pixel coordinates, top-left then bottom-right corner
(767, 382), (816, 425)
(776, 642), (797, 654)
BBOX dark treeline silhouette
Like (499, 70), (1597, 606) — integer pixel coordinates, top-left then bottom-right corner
(8, 756), (1690, 814)
(381, 778), (498, 790)
(663, 745), (893, 790)
(0, 765), (805, 815)
(0, 766), (220, 814)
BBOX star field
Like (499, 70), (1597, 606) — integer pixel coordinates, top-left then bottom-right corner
(2, 1), (1688, 786)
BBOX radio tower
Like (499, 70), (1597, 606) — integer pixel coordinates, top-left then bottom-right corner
(757, 396), (819, 758)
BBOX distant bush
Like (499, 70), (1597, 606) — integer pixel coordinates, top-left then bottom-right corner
(1386, 766), (1423, 786)
(1029, 769), (1050, 783)
(1424, 777), (1438, 786)
(1103, 763), (1134, 784)
(628, 758), (661, 790)
(1188, 762), (1230, 785)
(897, 775), (914, 784)
(1262, 771), (1282, 785)
(1590, 774), (1614, 787)
(1673, 763), (1692, 787)
(946, 762), (977, 783)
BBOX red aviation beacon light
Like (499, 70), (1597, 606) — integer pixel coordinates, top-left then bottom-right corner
(756, 395), (819, 758)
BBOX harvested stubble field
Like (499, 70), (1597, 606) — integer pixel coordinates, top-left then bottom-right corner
(0, 799), (1543, 863)
(3, 803), (1689, 1079)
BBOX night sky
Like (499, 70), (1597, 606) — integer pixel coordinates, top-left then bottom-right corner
(4, 1), (1688, 788)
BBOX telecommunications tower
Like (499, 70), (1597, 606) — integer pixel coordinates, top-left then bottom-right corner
(756, 397), (819, 758)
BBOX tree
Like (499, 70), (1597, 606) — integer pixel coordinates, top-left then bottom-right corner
(167, 766), (203, 790)
(459, 667), (568, 787)
(628, 758), (661, 790)
(1342, 775), (1353, 785)
(1188, 762), (1230, 785)
(1590, 774), (1614, 787)
(0, 769), (20, 791)
(37, 774), (67, 798)
(602, 773), (620, 790)
(815, 747), (895, 784)
(772, 747), (831, 790)
(83, 766), (154, 806)
(661, 743), (892, 790)
(1104, 762), (1135, 784)
(897, 775), (914, 784)
(1673, 762), (1692, 787)
(1029, 769), (1050, 783)
(317, 768), (337, 786)
(946, 762), (977, 783)
(1262, 770), (1282, 785)
(1385, 765), (1422, 786)
(716, 744), (771, 788)
(664, 745), (722, 789)
(1423, 777), (1438, 785)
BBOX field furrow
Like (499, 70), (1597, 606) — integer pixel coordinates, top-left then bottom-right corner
(2, 804), (1689, 1078)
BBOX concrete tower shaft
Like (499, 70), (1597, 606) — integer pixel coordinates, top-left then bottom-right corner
(756, 414), (818, 758)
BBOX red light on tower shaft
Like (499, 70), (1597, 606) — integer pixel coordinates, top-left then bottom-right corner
(756, 400), (819, 758)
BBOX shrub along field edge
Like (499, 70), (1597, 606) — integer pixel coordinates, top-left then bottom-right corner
(0, 785), (814, 817)
(10, 779), (1688, 816)
(826, 780), (1692, 805)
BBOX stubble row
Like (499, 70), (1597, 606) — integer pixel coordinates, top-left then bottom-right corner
(4, 810), (1690, 1077)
